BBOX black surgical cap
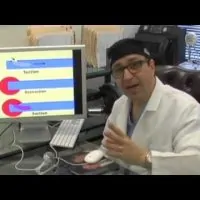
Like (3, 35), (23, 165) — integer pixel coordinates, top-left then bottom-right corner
(107, 38), (151, 66)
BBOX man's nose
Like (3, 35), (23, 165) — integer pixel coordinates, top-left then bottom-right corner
(123, 68), (133, 80)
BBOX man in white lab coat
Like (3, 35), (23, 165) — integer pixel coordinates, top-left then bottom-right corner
(101, 38), (200, 175)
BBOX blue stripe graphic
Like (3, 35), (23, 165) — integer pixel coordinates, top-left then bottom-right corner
(9, 101), (74, 112)
(8, 79), (74, 90)
(6, 58), (73, 69)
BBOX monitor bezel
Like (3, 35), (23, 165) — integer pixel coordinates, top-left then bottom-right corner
(0, 45), (87, 123)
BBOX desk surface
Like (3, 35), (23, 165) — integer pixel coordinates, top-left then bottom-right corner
(0, 141), (97, 175)
(0, 123), (119, 175)
(0, 115), (106, 158)
(0, 140), (119, 175)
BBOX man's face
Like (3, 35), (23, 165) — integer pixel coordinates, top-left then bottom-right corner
(111, 54), (155, 101)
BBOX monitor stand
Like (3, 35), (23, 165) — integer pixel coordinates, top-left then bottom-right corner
(17, 122), (52, 144)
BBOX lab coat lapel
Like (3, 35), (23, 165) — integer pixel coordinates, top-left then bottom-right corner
(131, 78), (164, 147)
(115, 97), (130, 134)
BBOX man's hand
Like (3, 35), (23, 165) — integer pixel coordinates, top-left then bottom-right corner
(102, 122), (148, 167)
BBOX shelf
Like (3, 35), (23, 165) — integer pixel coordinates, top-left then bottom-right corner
(86, 65), (111, 83)
(87, 67), (110, 78)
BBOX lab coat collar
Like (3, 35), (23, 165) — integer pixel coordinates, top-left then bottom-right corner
(115, 77), (164, 135)
(145, 77), (164, 111)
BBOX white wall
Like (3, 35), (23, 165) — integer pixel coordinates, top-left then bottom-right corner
(0, 25), (28, 47)
(121, 25), (140, 38)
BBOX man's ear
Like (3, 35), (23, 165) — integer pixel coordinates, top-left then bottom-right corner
(149, 59), (155, 70)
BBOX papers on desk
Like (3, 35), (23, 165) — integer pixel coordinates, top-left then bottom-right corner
(27, 25), (75, 46)
(82, 25), (124, 68)
(27, 25), (72, 36)
(179, 61), (200, 71)
(27, 25), (138, 69)
(29, 31), (75, 46)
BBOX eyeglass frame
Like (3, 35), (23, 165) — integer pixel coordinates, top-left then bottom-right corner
(111, 58), (150, 79)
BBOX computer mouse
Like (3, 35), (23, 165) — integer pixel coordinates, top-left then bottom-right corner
(84, 150), (104, 164)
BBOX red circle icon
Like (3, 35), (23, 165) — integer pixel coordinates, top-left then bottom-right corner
(0, 77), (19, 95)
(2, 99), (22, 117)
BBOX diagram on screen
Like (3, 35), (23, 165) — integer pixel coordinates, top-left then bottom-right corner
(0, 55), (75, 118)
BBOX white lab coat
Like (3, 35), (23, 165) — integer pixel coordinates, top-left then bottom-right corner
(101, 77), (200, 175)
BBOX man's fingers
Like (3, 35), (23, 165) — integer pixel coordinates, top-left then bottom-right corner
(106, 150), (122, 158)
(108, 123), (125, 137)
(104, 131), (124, 144)
(102, 137), (115, 145)
(102, 138), (123, 153)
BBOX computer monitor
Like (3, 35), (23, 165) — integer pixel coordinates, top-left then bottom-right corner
(0, 45), (87, 144)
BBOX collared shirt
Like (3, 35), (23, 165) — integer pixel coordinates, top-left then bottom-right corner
(127, 101), (146, 137)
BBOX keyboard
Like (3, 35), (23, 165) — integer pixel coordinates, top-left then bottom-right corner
(50, 119), (85, 148)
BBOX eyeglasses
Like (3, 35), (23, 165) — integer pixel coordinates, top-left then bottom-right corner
(111, 59), (148, 79)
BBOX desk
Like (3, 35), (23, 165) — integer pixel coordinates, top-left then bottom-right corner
(0, 140), (119, 175)
(0, 115), (106, 158)
(0, 123), (49, 159)
(0, 125), (119, 175)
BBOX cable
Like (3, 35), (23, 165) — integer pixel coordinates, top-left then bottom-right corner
(0, 123), (14, 137)
(11, 130), (56, 174)
(11, 130), (87, 175)
(49, 144), (86, 166)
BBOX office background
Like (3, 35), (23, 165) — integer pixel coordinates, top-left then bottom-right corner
(0, 25), (196, 89)
(0, 25), (140, 46)
(0, 25), (140, 90)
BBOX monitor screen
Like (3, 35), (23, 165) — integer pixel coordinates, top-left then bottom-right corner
(0, 45), (87, 122)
